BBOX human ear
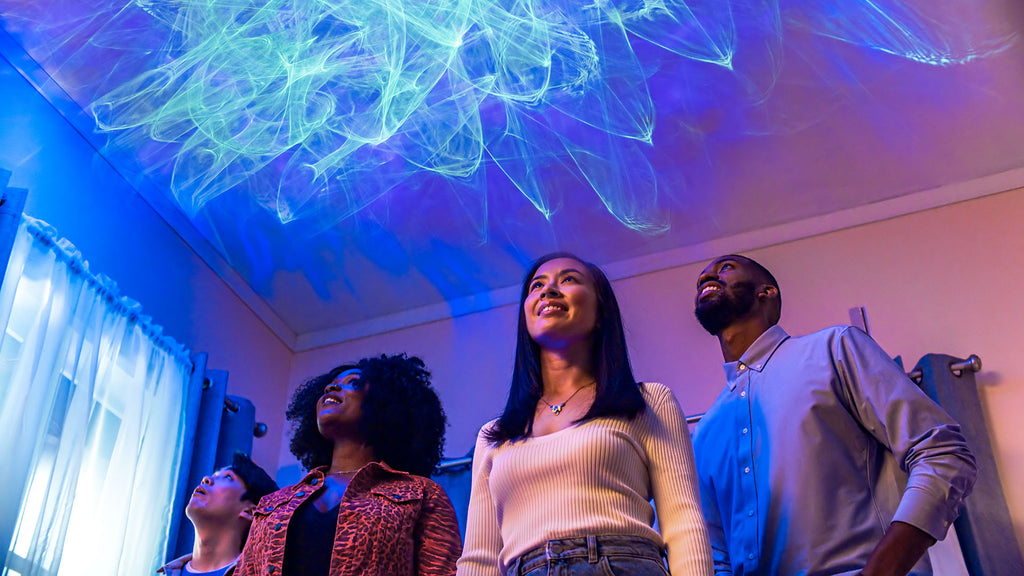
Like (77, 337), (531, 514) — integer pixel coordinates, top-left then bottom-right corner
(239, 503), (255, 522)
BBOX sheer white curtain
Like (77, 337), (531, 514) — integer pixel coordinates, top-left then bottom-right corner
(0, 216), (194, 576)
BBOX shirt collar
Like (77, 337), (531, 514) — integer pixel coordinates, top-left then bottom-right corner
(302, 460), (409, 484)
(158, 554), (192, 573)
(723, 324), (790, 389)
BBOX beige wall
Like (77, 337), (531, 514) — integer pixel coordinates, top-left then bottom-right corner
(287, 187), (1024, 549)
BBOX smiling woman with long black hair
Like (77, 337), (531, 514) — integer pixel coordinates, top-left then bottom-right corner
(457, 253), (713, 576)
(235, 353), (462, 576)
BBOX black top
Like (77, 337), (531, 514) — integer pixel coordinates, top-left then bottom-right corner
(281, 498), (340, 576)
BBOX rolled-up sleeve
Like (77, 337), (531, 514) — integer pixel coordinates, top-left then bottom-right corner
(834, 326), (977, 540)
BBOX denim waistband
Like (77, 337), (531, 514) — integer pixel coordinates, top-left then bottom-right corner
(508, 535), (664, 576)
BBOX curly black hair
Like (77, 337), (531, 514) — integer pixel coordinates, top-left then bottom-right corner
(286, 353), (447, 477)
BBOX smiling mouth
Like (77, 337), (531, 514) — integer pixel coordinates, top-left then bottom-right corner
(698, 283), (723, 300)
(538, 302), (568, 315)
(321, 395), (343, 406)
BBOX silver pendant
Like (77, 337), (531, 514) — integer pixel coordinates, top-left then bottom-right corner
(550, 403), (565, 415)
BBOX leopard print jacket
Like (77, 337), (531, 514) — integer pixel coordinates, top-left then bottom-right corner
(235, 462), (461, 576)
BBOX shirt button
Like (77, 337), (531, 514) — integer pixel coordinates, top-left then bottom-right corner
(744, 467), (751, 474)
(748, 553), (755, 560)
(738, 364), (746, 372)
(740, 391), (747, 398)
(748, 510), (754, 517)
(741, 427), (748, 435)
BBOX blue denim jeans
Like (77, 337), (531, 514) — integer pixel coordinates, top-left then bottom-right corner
(508, 535), (668, 576)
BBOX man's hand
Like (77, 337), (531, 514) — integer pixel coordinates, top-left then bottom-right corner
(861, 521), (936, 576)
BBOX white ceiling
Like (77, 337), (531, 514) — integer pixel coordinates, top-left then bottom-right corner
(2, 0), (1023, 350)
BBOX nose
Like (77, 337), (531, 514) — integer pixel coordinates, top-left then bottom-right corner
(324, 383), (341, 394)
(539, 281), (562, 299)
(201, 476), (212, 486)
(697, 270), (718, 289)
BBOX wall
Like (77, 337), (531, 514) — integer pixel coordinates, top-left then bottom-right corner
(0, 54), (292, 473)
(289, 187), (1024, 550)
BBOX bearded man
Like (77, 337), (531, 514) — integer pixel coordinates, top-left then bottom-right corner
(690, 254), (976, 576)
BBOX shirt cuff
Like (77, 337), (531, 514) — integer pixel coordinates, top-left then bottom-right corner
(892, 486), (958, 540)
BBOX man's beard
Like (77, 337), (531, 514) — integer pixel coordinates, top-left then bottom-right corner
(695, 281), (757, 335)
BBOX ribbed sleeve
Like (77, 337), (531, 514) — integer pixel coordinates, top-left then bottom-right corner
(644, 384), (716, 575)
(455, 427), (504, 576)
(456, 383), (713, 576)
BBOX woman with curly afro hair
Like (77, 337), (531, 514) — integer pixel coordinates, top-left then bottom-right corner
(235, 353), (462, 576)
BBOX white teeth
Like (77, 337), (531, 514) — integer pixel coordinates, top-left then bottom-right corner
(540, 304), (566, 314)
(700, 285), (721, 296)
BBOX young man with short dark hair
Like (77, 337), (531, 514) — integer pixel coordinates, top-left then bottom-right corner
(159, 453), (278, 576)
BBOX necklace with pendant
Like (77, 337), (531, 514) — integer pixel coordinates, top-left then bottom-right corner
(541, 383), (594, 415)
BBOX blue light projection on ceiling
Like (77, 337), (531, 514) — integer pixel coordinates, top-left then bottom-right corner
(5, 0), (1014, 237)
(0, 0), (1019, 329)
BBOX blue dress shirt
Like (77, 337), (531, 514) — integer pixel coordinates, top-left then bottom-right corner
(692, 325), (976, 576)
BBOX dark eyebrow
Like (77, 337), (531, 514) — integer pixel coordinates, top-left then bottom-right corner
(710, 258), (740, 271)
(697, 259), (734, 286)
(531, 268), (585, 283)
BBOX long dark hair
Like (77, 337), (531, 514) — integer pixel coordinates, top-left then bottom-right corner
(286, 354), (446, 477)
(485, 252), (645, 444)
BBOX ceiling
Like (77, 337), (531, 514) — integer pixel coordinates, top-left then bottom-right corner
(2, 0), (1023, 349)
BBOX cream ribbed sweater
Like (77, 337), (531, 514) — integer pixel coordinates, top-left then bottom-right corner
(456, 382), (714, 576)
